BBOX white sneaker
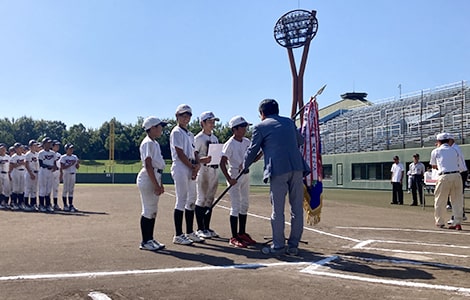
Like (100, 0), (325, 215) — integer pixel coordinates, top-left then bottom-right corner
(187, 232), (205, 243)
(196, 230), (212, 239)
(447, 219), (454, 225)
(173, 234), (193, 245)
(207, 229), (219, 238)
(140, 240), (165, 251)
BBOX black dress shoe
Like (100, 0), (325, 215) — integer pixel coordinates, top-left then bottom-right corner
(390, 202), (398, 205)
(410, 203), (418, 206)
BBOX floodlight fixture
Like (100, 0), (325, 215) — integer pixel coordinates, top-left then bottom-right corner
(274, 9), (318, 49)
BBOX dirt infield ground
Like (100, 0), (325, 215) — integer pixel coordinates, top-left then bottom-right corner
(1, 185), (469, 300)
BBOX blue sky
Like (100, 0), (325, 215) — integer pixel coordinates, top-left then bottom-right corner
(1, 0), (469, 129)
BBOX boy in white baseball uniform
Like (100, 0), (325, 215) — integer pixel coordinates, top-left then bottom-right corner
(24, 140), (40, 211)
(52, 140), (62, 210)
(136, 117), (168, 251)
(194, 111), (220, 239)
(0, 143), (11, 209)
(38, 137), (57, 212)
(220, 116), (257, 248)
(170, 104), (203, 245)
(60, 144), (80, 212)
(9, 143), (28, 211)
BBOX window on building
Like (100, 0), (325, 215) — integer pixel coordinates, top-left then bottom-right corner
(323, 164), (332, 180)
(352, 162), (393, 180)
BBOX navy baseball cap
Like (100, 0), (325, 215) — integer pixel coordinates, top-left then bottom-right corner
(52, 140), (61, 146)
(42, 137), (52, 143)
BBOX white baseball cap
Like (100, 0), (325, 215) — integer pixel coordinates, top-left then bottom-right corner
(200, 111), (219, 122)
(229, 115), (251, 128)
(175, 104), (192, 115)
(142, 116), (168, 130)
(436, 132), (452, 141)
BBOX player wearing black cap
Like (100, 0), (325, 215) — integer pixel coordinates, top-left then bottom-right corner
(60, 143), (80, 212)
(0, 143), (11, 209)
(51, 140), (62, 210)
(38, 137), (56, 212)
(24, 140), (40, 211)
(9, 142), (28, 211)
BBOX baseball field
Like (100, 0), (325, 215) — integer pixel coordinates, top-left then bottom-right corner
(0, 185), (469, 300)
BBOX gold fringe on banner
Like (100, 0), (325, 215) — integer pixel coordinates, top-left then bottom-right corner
(303, 185), (322, 225)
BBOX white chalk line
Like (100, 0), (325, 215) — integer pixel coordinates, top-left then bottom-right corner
(340, 254), (470, 271)
(336, 226), (470, 236)
(352, 239), (469, 258)
(0, 261), (312, 282)
(300, 256), (470, 296)
(300, 268), (470, 296)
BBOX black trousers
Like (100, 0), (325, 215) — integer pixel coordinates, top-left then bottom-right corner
(411, 175), (423, 204)
(392, 182), (403, 204)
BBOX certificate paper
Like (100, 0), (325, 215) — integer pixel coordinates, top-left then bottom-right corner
(207, 144), (224, 166)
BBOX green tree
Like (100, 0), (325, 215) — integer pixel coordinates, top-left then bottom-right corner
(11, 116), (39, 144)
(0, 118), (15, 146)
(63, 123), (92, 158)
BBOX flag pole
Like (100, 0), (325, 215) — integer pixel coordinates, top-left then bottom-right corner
(292, 84), (327, 121)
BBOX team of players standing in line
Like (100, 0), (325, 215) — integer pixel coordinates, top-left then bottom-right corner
(0, 137), (80, 213)
(137, 105), (260, 251)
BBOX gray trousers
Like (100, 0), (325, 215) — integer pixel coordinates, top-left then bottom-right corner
(269, 170), (304, 249)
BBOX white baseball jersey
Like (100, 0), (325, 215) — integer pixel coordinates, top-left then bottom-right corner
(24, 150), (39, 198)
(0, 154), (10, 174)
(38, 150), (56, 168)
(60, 153), (79, 198)
(38, 149), (56, 197)
(24, 150), (39, 172)
(139, 136), (165, 171)
(170, 126), (196, 166)
(52, 151), (62, 198)
(194, 132), (219, 158)
(222, 136), (251, 178)
(170, 125), (197, 211)
(222, 136), (251, 216)
(60, 154), (79, 173)
(10, 153), (26, 193)
(137, 135), (165, 219)
(0, 154), (11, 196)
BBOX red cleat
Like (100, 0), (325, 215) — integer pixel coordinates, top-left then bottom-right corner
(448, 224), (462, 231)
(238, 233), (256, 245)
(229, 237), (247, 248)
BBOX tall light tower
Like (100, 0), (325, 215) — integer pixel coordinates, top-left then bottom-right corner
(274, 9), (318, 120)
(108, 119), (115, 175)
